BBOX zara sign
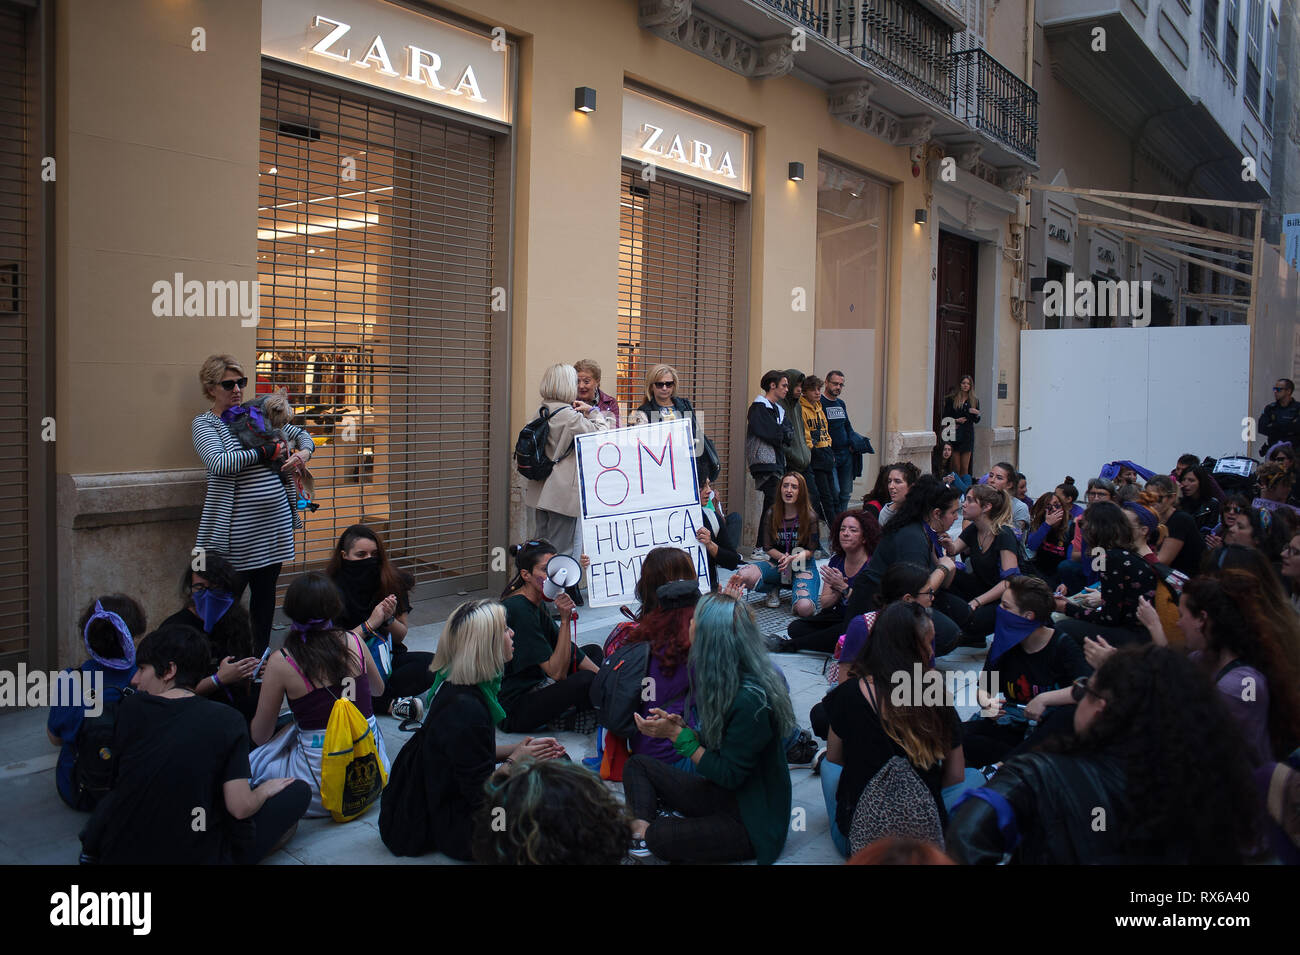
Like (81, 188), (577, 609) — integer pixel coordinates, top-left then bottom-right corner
(262, 0), (512, 124)
(622, 89), (750, 193)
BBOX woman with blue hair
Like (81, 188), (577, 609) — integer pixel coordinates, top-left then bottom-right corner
(623, 593), (796, 864)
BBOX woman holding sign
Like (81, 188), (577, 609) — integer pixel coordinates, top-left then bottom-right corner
(524, 364), (611, 593)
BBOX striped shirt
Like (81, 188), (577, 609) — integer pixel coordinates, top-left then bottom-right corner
(192, 412), (314, 572)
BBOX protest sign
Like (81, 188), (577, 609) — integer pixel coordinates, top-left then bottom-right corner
(576, 417), (709, 606)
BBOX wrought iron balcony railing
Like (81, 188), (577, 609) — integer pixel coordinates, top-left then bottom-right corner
(755, 1), (1038, 160)
(950, 46), (1038, 161)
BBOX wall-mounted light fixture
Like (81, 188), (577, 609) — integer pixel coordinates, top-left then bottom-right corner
(574, 87), (597, 113)
(788, 162), (804, 182)
(914, 208), (928, 224)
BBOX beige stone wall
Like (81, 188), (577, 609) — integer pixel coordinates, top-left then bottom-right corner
(50, 0), (1026, 661)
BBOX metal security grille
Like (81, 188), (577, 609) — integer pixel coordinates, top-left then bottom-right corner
(617, 169), (737, 488)
(258, 75), (498, 589)
(0, 5), (30, 658)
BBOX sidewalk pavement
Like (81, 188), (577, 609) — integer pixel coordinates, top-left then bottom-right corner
(0, 576), (986, 865)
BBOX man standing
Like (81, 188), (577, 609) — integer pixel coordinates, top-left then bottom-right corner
(821, 370), (870, 515)
(746, 370), (793, 553)
(1260, 379), (1299, 452)
(989, 461), (1030, 537)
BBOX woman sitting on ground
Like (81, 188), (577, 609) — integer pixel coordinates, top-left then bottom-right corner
(499, 540), (601, 734)
(862, 467), (892, 519)
(820, 601), (967, 858)
(847, 475), (967, 656)
(1140, 476), (1203, 578)
(962, 576), (1089, 770)
(624, 593), (796, 865)
(1284, 530), (1300, 616)
(809, 562), (937, 742)
(695, 476), (745, 592)
(81, 624), (310, 864)
(604, 546), (699, 656)
(620, 578), (704, 768)
(48, 595), (146, 810)
(942, 485), (1021, 645)
(473, 759), (631, 865)
(875, 462), (921, 528)
(325, 524), (431, 723)
(1025, 491), (1072, 581)
(754, 471), (823, 618)
(946, 645), (1261, 864)
(379, 599), (562, 860)
(249, 573), (389, 817)
(1057, 477), (1082, 518)
(1178, 465), (1221, 531)
(772, 508), (880, 654)
(933, 441), (973, 494)
(1176, 573), (1300, 766)
(159, 551), (259, 723)
(1052, 502), (1156, 649)
(1255, 461), (1298, 516)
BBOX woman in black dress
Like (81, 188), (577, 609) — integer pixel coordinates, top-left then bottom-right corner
(941, 374), (981, 478)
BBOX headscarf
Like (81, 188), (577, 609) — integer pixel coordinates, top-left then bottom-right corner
(83, 602), (137, 670)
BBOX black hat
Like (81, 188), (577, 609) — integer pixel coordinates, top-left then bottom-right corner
(655, 579), (701, 611)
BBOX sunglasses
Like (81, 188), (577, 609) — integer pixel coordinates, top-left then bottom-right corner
(219, 377), (248, 391)
(1224, 506), (1244, 515)
(1070, 676), (1103, 703)
(654, 381), (676, 388)
(1274, 386), (1289, 392)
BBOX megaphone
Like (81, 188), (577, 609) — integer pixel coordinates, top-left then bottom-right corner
(541, 554), (583, 602)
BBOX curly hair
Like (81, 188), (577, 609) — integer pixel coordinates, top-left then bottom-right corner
(1045, 645), (1260, 863)
(830, 508), (882, 559)
(1183, 572), (1300, 758)
(472, 759), (630, 865)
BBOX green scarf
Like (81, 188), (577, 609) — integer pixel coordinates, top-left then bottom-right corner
(424, 669), (506, 725)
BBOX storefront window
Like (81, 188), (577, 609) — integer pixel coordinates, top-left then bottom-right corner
(257, 75), (499, 588)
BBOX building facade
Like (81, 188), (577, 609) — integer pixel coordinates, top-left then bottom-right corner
(2, 0), (1039, 667)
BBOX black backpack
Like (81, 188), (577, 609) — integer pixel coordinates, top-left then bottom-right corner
(590, 641), (652, 740)
(514, 406), (572, 482)
(72, 682), (133, 812)
(378, 719), (434, 857)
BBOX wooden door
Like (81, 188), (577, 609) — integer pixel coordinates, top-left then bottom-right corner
(933, 232), (978, 436)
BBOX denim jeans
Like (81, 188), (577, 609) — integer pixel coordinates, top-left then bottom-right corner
(754, 559), (822, 605)
(832, 451), (854, 515)
(820, 759), (850, 857)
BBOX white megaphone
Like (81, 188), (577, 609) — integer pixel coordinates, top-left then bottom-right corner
(541, 554), (583, 602)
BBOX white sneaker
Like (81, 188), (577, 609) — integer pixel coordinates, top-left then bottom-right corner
(390, 695), (425, 724)
(750, 547), (769, 562)
(765, 590), (781, 608)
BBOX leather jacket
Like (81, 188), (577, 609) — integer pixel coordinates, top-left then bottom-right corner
(945, 751), (1181, 864)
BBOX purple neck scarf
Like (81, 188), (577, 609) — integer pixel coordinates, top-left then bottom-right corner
(221, 403), (267, 433)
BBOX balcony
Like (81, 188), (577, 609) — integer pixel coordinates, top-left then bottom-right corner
(950, 47), (1038, 162)
(640, 0), (1038, 169)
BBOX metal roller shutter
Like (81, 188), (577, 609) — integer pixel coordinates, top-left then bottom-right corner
(258, 74), (498, 590)
(617, 169), (738, 487)
(0, 5), (30, 659)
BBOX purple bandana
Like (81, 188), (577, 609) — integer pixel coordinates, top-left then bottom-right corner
(83, 601), (137, 670)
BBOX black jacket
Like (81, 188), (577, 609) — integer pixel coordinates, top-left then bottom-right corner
(746, 398), (793, 477)
(700, 503), (742, 590)
(945, 750), (1180, 864)
(1260, 399), (1300, 451)
(636, 395), (717, 483)
(379, 682), (494, 860)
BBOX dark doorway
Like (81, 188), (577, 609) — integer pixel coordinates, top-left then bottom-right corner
(933, 231), (979, 438)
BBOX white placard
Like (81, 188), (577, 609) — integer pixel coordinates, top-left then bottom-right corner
(576, 418), (709, 607)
